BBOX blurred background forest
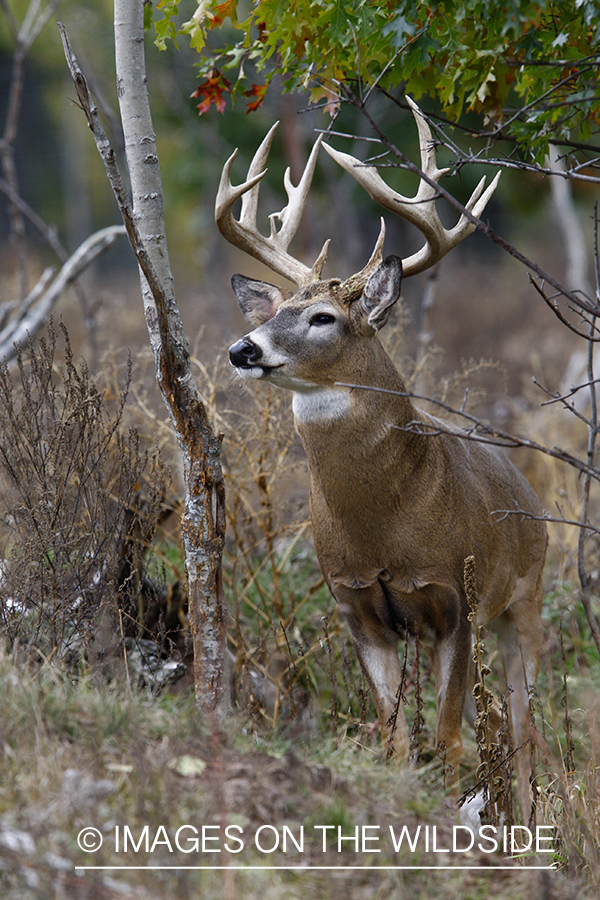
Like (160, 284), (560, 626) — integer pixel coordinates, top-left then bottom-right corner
(2, 0), (597, 586)
(1, 0), (591, 389)
(1, 1), (600, 898)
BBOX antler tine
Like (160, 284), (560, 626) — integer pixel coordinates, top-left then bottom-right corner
(275, 134), (323, 245)
(216, 151), (267, 222)
(215, 123), (329, 286)
(446, 170), (501, 244)
(339, 218), (387, 300)
(406, 95), (451, 199)
(238, 121), (279, 231)
(322, 97), (500, 278)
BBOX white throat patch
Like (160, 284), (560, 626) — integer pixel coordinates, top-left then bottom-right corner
(292, 388), (352, 423)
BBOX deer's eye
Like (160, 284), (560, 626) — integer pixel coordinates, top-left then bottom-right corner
(309, 313), (336, 326)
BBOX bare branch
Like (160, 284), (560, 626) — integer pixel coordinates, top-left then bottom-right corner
(528, 276), (600, 340)
(20, 0), (61, 54)
(0, 225), (126, 362)
(335, 381), (599, 481)
(0, 174), (68, 261)
(529, 377), (599, 433)
(379, 89), (600, 172)
(492, 506), (600, 535)
(449, 149), (600, 186)
(0, 0), (19, 40)
(485, 62), (599, 141)
(537, 377), (600, 407)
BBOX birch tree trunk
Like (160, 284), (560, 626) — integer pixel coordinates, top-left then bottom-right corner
(112, 0), (228, 715)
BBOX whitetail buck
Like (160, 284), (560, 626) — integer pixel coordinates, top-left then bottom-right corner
(218, 100), (547, 815)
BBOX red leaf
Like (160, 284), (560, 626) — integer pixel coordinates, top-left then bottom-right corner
(190, 69), (232, 115)
(244, 82), (268, 113)
(211, 0), (237, 29)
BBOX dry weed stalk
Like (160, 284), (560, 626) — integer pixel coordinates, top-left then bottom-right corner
(559, 619), (576, 777)
(463, 554), (510, 825)
(322, 615), (339, 735)
(385, 633), (409, 762)
(531, 691), (600, 884)
(409, 634), (424, 764)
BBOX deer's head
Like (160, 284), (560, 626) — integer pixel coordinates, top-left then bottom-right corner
(219, 100), (499, 397)
(228, 257), (403, 395)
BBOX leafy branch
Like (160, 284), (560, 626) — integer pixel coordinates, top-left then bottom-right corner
(152, 0), (600, 162)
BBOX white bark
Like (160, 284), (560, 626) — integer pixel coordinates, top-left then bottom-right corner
(111, 1), (228, 716)
(548, 144), (592, 299)
(60, 10), (228, 716)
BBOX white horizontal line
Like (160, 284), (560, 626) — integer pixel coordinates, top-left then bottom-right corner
(75, 865), (555, 871)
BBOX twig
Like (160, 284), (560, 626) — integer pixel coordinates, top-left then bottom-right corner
(341, 87), (600, 324)
(576, 204), (600, 656)
(335, 381), (600, 481)
(0, 174), (69, 261)
(537, 377), (600, 407)
(492, 506), (600, 535)
(0, 225), (125, 362)
(459, 739), (530, 807)
(379, 88), (600, 160)
(529, 277), (600, 341)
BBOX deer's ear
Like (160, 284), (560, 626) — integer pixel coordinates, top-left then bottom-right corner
(231, 274), (288, 328)
(361, 256), (403, 331)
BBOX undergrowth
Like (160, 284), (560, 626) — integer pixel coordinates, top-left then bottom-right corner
(0, 323), (177, 674)
(0, 324), (599, 898)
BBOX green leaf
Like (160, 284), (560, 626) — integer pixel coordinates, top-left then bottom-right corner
(154, 0), (181, 50)
(143, 1), (155, 31)
(382, 12), (417, 49)
(163, 0), (600, 152)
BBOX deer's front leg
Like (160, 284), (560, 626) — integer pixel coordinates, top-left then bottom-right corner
(334, 583), (409, 761)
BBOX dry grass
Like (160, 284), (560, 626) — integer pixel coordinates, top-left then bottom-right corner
(0, 643), (594, 900)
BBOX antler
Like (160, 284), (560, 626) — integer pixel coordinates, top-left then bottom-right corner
(215, 122), (330, 287)
(322, 97), (500, 278)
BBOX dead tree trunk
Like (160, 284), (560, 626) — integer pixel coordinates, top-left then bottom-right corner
(60, 3), (228, 717)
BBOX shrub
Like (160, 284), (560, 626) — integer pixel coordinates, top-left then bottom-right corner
(0, 322), (167, 669)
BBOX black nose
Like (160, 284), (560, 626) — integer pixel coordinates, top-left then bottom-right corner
(229, 337), (263, 367)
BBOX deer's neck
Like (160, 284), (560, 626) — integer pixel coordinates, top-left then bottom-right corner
(294, 340), (413, 425)
(293, 344), (426, 495)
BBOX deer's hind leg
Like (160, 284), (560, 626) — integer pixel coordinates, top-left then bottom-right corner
(494, 577), (544, 820)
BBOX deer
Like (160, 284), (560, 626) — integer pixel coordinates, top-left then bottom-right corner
(217, 99), (548, 817)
